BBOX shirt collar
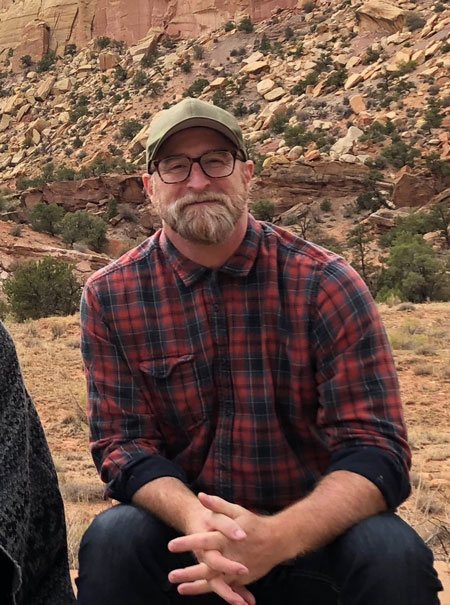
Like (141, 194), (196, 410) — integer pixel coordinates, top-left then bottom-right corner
(160, 214), (262, 287)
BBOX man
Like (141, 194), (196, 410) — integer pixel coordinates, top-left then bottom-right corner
(77, 98), (443, 605)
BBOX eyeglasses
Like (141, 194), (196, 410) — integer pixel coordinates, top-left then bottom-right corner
(149, 150), (244, 184)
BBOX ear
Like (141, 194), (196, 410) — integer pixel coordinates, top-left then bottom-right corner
(142, 172), (153, 197)
(243, 160), (254, 188)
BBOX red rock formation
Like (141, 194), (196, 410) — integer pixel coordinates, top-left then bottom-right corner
(0, 0), (299, 57)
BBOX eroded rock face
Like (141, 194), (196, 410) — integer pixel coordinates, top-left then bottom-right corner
(0, 0), (298, 55)
(356, 1), (405, 34)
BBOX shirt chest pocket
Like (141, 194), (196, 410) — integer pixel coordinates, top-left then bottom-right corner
(139, 354), (206, 430)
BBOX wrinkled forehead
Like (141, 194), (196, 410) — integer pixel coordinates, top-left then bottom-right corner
(156, 126), (237, 159)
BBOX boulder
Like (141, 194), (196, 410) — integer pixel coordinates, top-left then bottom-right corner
(257, 79), (276, 96)
(264, 87), (285, 102)
(35, 75), (56, 101)
(129, 28), (163, 63)
(356, 1), (406, 34)
(330, 126), (364, 158)
(349, 94), (367, 114)
(392, 167), (435, 208)
(240, 61), (269, 75)
(99, 51), (120, 71)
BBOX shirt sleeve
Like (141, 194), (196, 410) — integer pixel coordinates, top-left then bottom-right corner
(80, 281), (187, 502)
(311, 257), (411, 509)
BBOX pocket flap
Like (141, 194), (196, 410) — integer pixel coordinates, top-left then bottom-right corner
(139, 354), (194, 379)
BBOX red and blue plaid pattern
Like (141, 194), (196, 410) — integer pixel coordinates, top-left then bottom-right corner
(81, 216), (410, 512)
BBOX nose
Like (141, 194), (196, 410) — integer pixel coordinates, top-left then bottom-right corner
(186, 160), (211, 190)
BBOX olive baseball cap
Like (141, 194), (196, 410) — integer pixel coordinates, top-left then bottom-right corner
(146, 98), (248, 166)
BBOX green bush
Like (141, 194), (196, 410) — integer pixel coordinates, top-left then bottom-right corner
(120, 119), (143, 140)
(224, 21), (235, 32)
(238, 17), (254, 33)
(61, 211), (108, 252)
(193, 45), (204, 60)
(132, 70), (148, 89)
(3, 257), (82, 322)
(425, 153), (450, 178)
(291, 71), (319, 95)
(320, 199), (332, 212)
(381, 135), (420, 168)
(36, 51), (57, 73)
(405, 13), (426, 32)
(259, 34), (271, 54)
(0, 299), (9, 321)
(252, 199), (276, 221)
(423, 99), (443, 131)
(180, 56), (192, 73)
(285, 27), (294, 40)
(303, 1), (315, 13)
(55, 164), (77, 181)
(69, 104), (89, 124)
(21, 55), (32, 67)
(362, 48), (380, 65)
(184, 78), (209, 98)
(377, 234), (450, 302)
(97, 36), (111, 49)
(212, 89), (231, 110)
(64, 44), (77, 56)
(269, 111), (292, 134)
(30, 203), (64, 236)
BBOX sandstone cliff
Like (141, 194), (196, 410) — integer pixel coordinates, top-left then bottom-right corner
(0, 0), (298, 58)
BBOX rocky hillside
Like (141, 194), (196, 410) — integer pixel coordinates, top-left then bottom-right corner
(0, 0), (449, 289)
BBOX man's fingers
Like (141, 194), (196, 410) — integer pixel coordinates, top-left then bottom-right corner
(169, 531), (224, 553)
(168, 562), (212, 584)
(177, 576), (250, 605)
(199, 492), (244, 521)
(203, 549), (249, 576)
(208, 511), (247, 541)
(235, 585), (257, 605)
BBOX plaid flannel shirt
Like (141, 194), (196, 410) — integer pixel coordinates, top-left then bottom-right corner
(81, 215), (411, 512)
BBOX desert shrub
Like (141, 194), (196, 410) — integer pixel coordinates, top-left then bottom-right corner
(269, 110), (293, 134)
(224, 21), (235, 32)
(69, 104), (89, 124)
(326, 66), (347, 89)
(55, 164), (77, 181)
(97, 36), (111, 49)
(259, 34), (271, 54)
(381, 135), (420, 168)
(320, 199), (332, 212)
(362, 48), (380, 65)
(180, 56), (192, 73)
(405, 13), (426, 32)
(106, 198), (118, 220)
(3, 257), (82, 322)
(114, 64), (128, 82)
(141, 50), (159, 68)
(132, 70), (148, 89)
(120, 119), (143, 140)
(30, 203), (64, 236)
(184, 78), (209, 98)
(377, 234), (450, 302)
(21, 55), (32, 67)
(10, 225), (22, 237)
(193, 45), (204, 60)
(291, 71), (319, 95)
(238, 17), (254, 33)
(61, 211), (108, 252)
(0, 299), (9, 321)
(425, 153), (450, 179)
(285, 26), (294, 40)
(434, 3), (445, 12)
(36, 51), (56, 73)
(64, 44), (77, 56)
(423, 98), (443, 131)
(303, 1), (315, 13)
(252, 200), (276, 221)
(233, 102), (248, 117)
(212, 89), (231, 110)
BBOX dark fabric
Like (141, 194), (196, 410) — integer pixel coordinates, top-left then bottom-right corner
(81, 215), (411, 511)
(0, 322), (75, 605)
(76, 505), (443, 605)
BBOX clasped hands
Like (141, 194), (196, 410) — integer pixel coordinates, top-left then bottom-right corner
(168, 492), (281, 605)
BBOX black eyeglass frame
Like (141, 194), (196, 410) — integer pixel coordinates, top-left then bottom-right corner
(148, 149), (246, 184)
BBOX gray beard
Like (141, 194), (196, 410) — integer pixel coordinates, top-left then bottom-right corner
(161, 192), (247, 245)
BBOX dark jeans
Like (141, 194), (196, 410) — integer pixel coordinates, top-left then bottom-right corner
(77, 505), (443, 605)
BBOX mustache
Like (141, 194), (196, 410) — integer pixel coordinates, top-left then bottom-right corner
(172, 192), (232, 211)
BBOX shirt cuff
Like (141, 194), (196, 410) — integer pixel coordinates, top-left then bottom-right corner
(106, 454), (188, 502)
(327, 446), (411, 510)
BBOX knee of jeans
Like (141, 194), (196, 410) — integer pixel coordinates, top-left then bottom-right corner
(80, 504), (164, 554)
(339, 513), (433, 572)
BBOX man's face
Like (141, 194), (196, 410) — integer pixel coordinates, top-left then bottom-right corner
(143, 127), (254, 245)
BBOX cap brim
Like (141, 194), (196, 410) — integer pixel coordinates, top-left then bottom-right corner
(149, 117), (247, 162)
